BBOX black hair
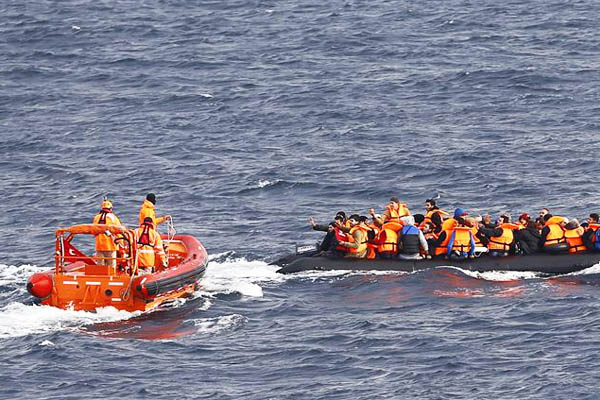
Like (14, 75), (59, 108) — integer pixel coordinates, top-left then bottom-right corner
(413, 214), (425, 224)
(425, 199), (436, 206)
(590, 213), (599, 222)
(146, 193), (156, 204)
(358, 216), (369, 223)
(543, 213), (553, 222)
(335, 211), (346, 219)
(349, 214), (360, 221)
(334, 215), (344, 222)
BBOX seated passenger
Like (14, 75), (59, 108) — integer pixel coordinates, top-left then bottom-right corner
(479, 214), (519, 257)
(375, 221), (400, 259)
(583, 213), (600, 250)
(317, 216), (347, 255)
(564, 219), (586, 254)
(446, 224), (476, 259)
(481, 214), (497, 229)
(372, 197), (411, 226)
(397, 216), (428, 260)
(518, 220), (542, 255)
(540, 214), (568, 253)
(422, 199), (449, 233)
(337, 215), (370, 258)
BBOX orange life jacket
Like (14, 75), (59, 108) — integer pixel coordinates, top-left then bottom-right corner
(346, 225), (369, 255)
(420, 209), (449, 228)
(434, 230), (453, 256)
(92, 210), (122, 252)
(470, 226), (481, 245)
(488, 223), (519, 251)
(450, 227), (474, 253)
(543, 217), (567, 247)
(135, 225), (166, 268)
(377, 223), (399, 254)
(565, 227), (586, 253)
(385, 203), (411, 221)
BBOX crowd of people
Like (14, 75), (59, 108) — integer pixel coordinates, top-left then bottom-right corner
(308, 197), (600, 260)
(92, 193), (171, 273)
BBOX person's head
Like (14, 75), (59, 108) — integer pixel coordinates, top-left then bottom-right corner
(334, 215), (345, 224)
(565, 219), (580, 230)
(543, 213), (553, 223)
(589, 213), (599, 223)
(526, 220), (538, 230)
(328, 221), (336, 231)
(146, 193), (156, 205)
(425, 199), (436, 210)
(389, 196), (400, 204)
(454, 208), (468, 219)
(518, 213), (530, 224)
(358, 216), (369, 225)
(348, 214), (360, 226)
(499, 214), (511, 224)
(142, 216), (154, 227)
(335, 211), (346, 221)
(539, 208), (550, 218)
(422, 222), (434, 233)
(101, 199), (113, 211)
(482, 214), (492, 224)
(464, 217), (477, 228)
(413, 213), (425, 225)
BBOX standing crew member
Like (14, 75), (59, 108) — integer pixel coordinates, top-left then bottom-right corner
(92, 199), (122, 267)
(139, 193), (171, 228)
(135, 217), (167, 273)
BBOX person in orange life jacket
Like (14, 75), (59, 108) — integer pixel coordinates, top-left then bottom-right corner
(139, 193), (171, 228)
(582, 213), (600, 250)
(430, 208), (469, 255)
(423, 199), (448, 233)
(539, 214), (569, 252)
(337, 215), (369, 258)
(135, 217), (167, 272)
(564, 219), (586, 253)
(421, 221), (439, 256)
(397, 216), (428, 260)
(441, 216), (475, 259)
(517, 220), (542, 255)
(92, 199), (122, 267)
(478, 214), (518, 257)
(371, 197), (411, 226)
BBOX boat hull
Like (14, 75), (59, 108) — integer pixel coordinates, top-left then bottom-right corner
(275, 252), (600, 275)
(28, 234), (208, 312)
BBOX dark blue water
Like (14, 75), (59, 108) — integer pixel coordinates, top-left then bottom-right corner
(2, 0), (600, 398)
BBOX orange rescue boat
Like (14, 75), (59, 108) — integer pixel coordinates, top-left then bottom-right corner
(26, 224), (208, 312)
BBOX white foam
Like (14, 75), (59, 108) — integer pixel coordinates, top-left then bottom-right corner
(0, 264), (45, 288)
(445, 266), (541, 281)
(199, 256), (282, 298)
(256, 179), (278, 188)
(0, 302), (137, 339)
(562, 262), (600, 276)
(39, 340), (54, 347)
(192, 314), (246, 334)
